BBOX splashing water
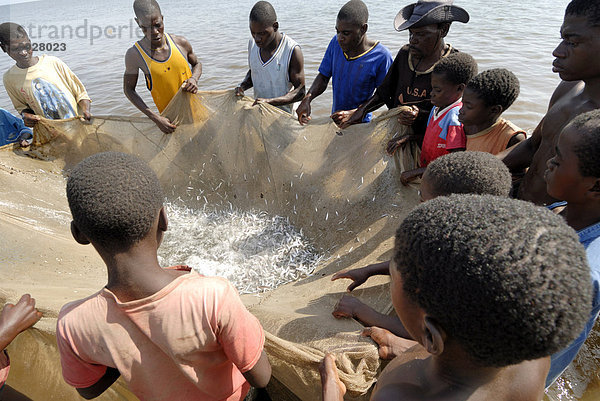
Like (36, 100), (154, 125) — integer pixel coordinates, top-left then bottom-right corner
(158, 203), (325, 294)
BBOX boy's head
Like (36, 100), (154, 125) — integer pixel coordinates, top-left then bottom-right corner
(459, 69), (519, 127)
(430, 52), (477, 108)
(420, 151), (512, 201)
(0, 23), (33, 66)
(133, 0), (164, 46)
(67, 152), (164, 253)
(552, 0), (600, 82)
(335, 0), (369, 54)
(249, 1), (278, 49)
(391, 194), (591, 367)
(545, 109), (600, 202)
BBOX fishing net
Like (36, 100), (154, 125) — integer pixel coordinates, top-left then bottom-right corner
(3, 90), (596, 401)
(0, 89), (419, 401)
(0, 91), (598, 401)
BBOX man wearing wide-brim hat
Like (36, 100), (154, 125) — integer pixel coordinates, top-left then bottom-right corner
(340, 0), (469, 146)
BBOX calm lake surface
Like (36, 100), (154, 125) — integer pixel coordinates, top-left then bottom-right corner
(0, 0), (569, 131)
(3, 1), (596, 400)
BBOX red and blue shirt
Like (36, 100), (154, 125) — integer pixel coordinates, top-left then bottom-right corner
(419, 99), (466, 167)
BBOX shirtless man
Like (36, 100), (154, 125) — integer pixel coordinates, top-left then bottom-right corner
(124, 0), (202, 134)
(502, 0), (600, 205)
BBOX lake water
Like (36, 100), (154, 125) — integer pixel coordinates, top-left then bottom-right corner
(2, 0), (595, 400)
(0, 0), (569, 131)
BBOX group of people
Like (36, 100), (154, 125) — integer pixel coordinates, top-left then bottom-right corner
(0, 0), (599, 400)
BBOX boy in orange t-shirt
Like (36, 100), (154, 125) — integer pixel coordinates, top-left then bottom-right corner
(459, 68), (526, 155)
(56, 152), (270, 401)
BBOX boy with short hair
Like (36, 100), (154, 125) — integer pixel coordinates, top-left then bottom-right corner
(544, 109), (600, 386)
(322, 194), (592, 401)
(0, 22), (91, 128)
(503, 0), (600, 205)
(296, 0), (392, 126)
(460, 68), (526, 154)
(124, 0), (202, 134)
(397, 52), (477, 185)
(234, 1), (305, 113)
(332, 151), (512, 357)
(56, 152), (270, 400)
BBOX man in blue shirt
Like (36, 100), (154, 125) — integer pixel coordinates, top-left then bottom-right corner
(296, 0), (392, 127)
(0, 108), (32, 147)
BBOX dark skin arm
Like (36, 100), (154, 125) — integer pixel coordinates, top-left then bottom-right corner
(339, 92), (385, 128)
(21, 99), (90, 127)
(340, 95), (419, 129)
(501, 122), (542, 173)
(362, 327), (417, 360)
(400, 167), (426, 185)
(0, 294), (42, 351)
(386, 135), (422, 156)
(123, 47), (177, 134)
(173, 35), (202, 94)
(507, 132), (526, 148)
(320, 354), (346, 401)
(76, 367), (121, 399)
(331, 261), (390, 292)
(242, 350), (271, 388)
(332, 295), (412, 339)
(235, 70), (253, 95)
(254, 47), (305, 107)
(78, 99), (92, 121)
(20, 108), (40, 128)
(401, 149), (462, 184)
(236, 47), (305, 107)
(296, 73), (330, 125)
(502, 80), (576, 171)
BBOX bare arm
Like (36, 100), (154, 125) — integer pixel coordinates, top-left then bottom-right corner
(76, 367), (121, 400)
(20, 109), (41, 127)
(235, 70), (253, 96)
(507, 132), (526, 148)
(296, 73), (330, 125)
(78, 99), (91, 121)
(361, 92), (387, 116)
(344, 92), (386, 126)
(331, 261), (390, 292)
(400, 167), (426, 186)
(258, 46), (305, 107)
(502, 80), (577, 171)
(123, 47), (176, 134)
(242, 351), (271, 388)
(173, 35), (202, 93)
(320, 354), (346, 401)
(0, 295), (42, 351)
(501, 122), (542, 172)
(332, 295), (412, 339)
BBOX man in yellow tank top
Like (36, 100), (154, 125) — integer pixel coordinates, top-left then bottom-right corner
(124, 0), (202, 134)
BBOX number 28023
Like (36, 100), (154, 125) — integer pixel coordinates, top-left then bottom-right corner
(32, 43), (67, 51)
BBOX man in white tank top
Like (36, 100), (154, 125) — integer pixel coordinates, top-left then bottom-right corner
(234, 1), (305, 114)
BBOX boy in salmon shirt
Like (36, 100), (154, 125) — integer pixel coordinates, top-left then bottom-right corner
(56, 152), (270, 400)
